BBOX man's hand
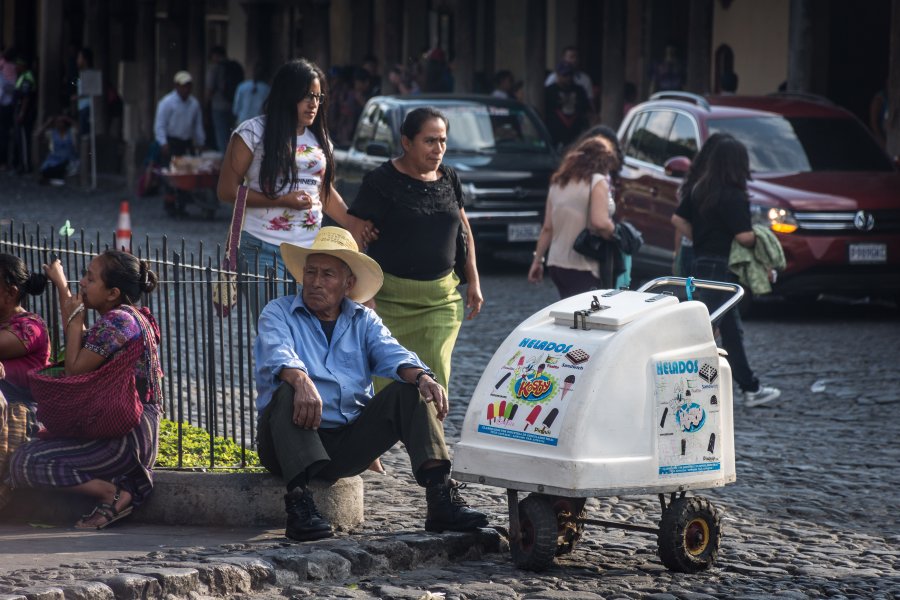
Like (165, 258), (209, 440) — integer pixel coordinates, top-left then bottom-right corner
(418, 374), (449, 421)
(289, 371), (324, 429)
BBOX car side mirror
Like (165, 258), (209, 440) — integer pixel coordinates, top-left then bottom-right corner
(365, 142), (391, 158)
(664, 156), (692, 178)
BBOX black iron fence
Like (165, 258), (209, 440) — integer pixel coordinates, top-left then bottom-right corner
(1, 221), (295, 469)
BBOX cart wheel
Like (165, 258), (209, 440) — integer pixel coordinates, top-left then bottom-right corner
(657, 496), (722, 573)
(510, 494), (558, 571)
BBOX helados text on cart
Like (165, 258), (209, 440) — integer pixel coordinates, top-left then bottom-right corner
(655, 359), (699, 375)
(517, 338), (573, 353)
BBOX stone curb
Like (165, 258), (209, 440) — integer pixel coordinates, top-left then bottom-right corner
(0, 528), (506, 600)
(2, 472), (363, 530)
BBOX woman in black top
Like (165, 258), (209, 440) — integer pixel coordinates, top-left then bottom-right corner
(671, 135), (780, 408)
(349, 107), (483, 396)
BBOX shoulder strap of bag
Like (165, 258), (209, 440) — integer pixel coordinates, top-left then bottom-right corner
(223, 184), (249, 271)
(123, 305), (164, 406)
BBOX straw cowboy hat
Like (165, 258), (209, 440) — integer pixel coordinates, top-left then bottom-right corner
(281, 227), (384, 303)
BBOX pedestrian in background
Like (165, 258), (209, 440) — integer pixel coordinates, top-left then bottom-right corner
(12, 56), (36, 174)
(217, 58), (374, 281)
(206, 46), (244, 152)
(544, 61), (590, 151)
(232, 61), (270, 126)
(673, 134), (728, 277)
(670, 134), (781, 407)
(154, 71), (205, 161)
(0, 48), (17, 170)
(37, 114), (77, 185)
(529, 137), (617, 297)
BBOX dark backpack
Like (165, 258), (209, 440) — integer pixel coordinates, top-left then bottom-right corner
(222, 60), (244, 102)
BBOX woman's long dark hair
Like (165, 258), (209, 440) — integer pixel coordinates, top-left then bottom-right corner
(679, 132), (729, 201)
(0, 253), (47, 304)
(692, 134), (750, 214)
(259, 59), (334, 208)
(99, 250), (158, 306)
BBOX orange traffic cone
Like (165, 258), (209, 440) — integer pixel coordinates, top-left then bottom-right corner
(116, 201), (132, 252)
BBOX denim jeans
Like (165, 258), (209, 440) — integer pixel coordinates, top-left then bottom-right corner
(239, 232), (287, 322)
(690, 256), (759, 393)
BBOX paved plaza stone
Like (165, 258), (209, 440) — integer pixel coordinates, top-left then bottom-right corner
(1, 174), (899, 598)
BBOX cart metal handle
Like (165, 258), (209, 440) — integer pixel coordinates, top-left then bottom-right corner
(636, 276), (744, 324)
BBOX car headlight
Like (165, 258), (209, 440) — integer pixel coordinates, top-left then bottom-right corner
(751, 204), (798, 234)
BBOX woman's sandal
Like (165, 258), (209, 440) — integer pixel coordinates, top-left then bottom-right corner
(75, 487), (133, 530)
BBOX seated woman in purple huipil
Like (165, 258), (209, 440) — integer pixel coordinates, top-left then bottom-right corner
(8, 250), (163, 529)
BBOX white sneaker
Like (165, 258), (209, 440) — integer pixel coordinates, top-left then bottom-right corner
(743, 385), (781, 407)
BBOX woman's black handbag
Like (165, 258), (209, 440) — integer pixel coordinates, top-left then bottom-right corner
(573, 227), (608, 261)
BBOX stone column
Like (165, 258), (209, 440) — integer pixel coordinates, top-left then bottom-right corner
(453, 0), (477, 93)
(600, 0), (626, 128)
(37, 0), (64, 127)
(888, 0), (900, 157)
(685, 0), (712, 94)
(787, 0), (813, 92)
(373, 0), (403, 92)
(523, 0), (546, 116)
(188, 0), (206, 104)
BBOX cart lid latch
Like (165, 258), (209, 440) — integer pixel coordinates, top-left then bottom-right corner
(570, 295), (609, 330)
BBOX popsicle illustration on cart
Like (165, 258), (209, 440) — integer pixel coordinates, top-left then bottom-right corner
(561, 374), (576, 400)
(532, 408), (559, 435)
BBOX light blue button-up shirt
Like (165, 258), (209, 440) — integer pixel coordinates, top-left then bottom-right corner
(254, 294), (427, 428)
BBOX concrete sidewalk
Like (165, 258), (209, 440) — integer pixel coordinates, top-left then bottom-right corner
(0, 522), (280, 573)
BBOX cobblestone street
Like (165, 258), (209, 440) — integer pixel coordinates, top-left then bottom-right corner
(1, 175), (899, 598)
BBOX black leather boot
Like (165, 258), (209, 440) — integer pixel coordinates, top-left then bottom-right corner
(284, 488), (333, 542)
(424, 480), (489, 533)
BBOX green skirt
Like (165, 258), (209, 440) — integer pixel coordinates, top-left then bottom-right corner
(373, 271), (463, 395)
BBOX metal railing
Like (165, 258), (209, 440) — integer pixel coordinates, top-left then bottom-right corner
(1, 221), (296, 469)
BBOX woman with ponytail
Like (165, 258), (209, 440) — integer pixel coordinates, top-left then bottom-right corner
(0, 254), (51, 509)
(8, 251), (163, 528)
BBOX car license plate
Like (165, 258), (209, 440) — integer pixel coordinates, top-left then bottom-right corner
(508, 223), (541, 242)
(848, 243), (887, 264)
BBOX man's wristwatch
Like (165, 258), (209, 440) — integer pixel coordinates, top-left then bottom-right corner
(415, 369), (435, 388)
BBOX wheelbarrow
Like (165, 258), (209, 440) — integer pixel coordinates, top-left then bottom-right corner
(156, 152), (222, 219)
(452, 277), (743, 572)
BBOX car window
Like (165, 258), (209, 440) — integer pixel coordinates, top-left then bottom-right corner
(625, 110), (675, 166)
(353, 104), (379, 152)
(370, 108), (395, 153)
(667, 114), (698, 159)
(708, 116), (893, 172)
(405, 104), (550, 154)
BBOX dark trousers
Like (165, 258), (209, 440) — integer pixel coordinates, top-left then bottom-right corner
(257, 381), (450, 488)
(548, 265), (603, 299)
(0, 104), (14, 166)
(690, 256), (759, 393)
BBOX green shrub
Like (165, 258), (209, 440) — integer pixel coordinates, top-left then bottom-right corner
(156, 419), (261, 469)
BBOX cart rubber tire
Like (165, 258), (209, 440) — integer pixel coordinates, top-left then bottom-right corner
(510, 494), (558, 571)
(657, 496), (721, 573)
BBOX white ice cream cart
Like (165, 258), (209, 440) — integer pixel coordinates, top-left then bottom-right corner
(452, 277), (743, 572)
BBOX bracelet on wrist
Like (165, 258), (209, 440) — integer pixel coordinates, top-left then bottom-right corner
(415, 370), (433, 387)
(66, 304), (85, 328)
(532, 251), (545, 265)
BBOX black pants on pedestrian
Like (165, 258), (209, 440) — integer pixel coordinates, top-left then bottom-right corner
(691, 256), (759, 393)
(0, 104), (14, 167)
(256, 381), (451, 490)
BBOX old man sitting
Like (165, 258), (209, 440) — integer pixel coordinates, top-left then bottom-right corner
(254, 226), (488, 541)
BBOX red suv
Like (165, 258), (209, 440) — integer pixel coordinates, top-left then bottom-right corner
(616, 92), (900, 303)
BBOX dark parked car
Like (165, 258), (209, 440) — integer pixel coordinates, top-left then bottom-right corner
(616, 92), (900, 302)
(333, 95), (559, 251)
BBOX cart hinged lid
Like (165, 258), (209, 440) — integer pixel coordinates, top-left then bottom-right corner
(549, 289), (679, 330)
